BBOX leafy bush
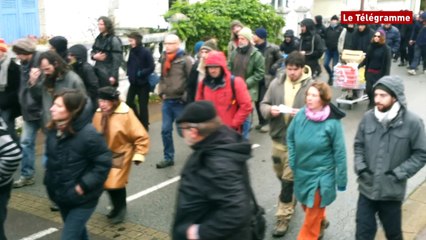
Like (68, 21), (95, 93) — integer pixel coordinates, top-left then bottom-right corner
(164, 0), (285, 54)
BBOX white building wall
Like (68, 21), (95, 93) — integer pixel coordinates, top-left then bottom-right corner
(42, 0), (169, 44)
(42, 0), (109, 43)
(113, 0), (169, 29)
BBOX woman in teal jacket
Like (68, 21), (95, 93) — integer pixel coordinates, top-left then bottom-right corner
(287, 81), (347, 240)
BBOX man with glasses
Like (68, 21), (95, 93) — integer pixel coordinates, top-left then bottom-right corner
(156, 34), (193, 169)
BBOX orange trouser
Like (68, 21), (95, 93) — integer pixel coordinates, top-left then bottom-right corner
(298, 190), (326, 240)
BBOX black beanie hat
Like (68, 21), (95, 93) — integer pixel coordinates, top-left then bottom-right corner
(49, 36), (68, 53)
(176, 101), (217, 124)
(98, 86), (120, 100)
(374, 83), (396, 98)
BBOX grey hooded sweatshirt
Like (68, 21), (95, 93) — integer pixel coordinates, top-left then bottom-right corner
(354, 76), (426, 201)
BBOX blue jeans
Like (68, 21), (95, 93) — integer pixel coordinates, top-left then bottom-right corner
(59, 205), (96, 240)
(161, 99), (185, 162)
(324, 49), (339, 84)
(19, 120), (42, 178)
(242, 114), (252, 140)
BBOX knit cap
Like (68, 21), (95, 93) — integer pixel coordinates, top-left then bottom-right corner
(98, 86), (120, 101)
(284, 30), (294, 37)
(377, 29), (386, 38)
(12, 38), (36, 55)
(230, 20), (244, 29)
(238, 27), (253, 42)
(200, 39), (218, 51)
(194, 41), (204, 54)
(254, 27), (267, 40)
(0, 39), (7, 52)
(49, 36), (68, 53)
(176, 101), (217, 124)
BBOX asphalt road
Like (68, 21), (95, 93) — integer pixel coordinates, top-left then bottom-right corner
(7, 61), (426, 240)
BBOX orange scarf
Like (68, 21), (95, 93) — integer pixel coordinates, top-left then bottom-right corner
(163, 52), (177, 76)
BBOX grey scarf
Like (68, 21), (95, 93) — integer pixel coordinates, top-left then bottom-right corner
(0, 53), (11, 92)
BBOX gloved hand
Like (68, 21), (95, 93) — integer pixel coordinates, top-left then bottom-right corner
(137, 70), (142, 78)
(337, 186), (346, 191)
(359, 169), (374, 186)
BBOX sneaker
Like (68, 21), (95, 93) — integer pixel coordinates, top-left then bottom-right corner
(319, 219), (330, 239)
(408, 69), (416, 75)
(272, 219), (289, 237)
(156, 160), (174, 169)
(13, 176), (35, 188)
(259, 125), (269, 133)
(398, 62), (406, 67)
(254, 124), (263, 130)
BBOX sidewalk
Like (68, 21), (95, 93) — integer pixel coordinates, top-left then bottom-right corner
(376, 180), (426, 240)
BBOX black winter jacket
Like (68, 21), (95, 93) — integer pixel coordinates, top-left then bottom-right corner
(324, 25), (343, 51)
(91, 34), (123, 87)
(69, 44), (99, 110)
(127, 45), (155, 86)
(18, 51), (43, 121)
(351, 26), (375, 53)
(172, 125), (252, 240)
(0, 59), (20, 118)
(364, 43), (391, 77)
(187, 60), (200, 103)
(299, 19), (326, 62)
(44, 100), (111, 208)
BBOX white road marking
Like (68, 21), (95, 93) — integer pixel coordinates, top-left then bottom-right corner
(20, 228), (58, 240)
(251, 143), (260, 149)
(126, 176), (181, 202)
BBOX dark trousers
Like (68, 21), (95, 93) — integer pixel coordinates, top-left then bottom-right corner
(0, 182), (12, 240)
(126, 84), (150, 131)
(255, 80), (267, 126)
(365, 71), (383, 109)
(107, 188), (127, 215)
(399, 40), (408, 63)
(356, 194), (403, 240)
(408, 44), (415, 65)
(58, 205), (96, 240)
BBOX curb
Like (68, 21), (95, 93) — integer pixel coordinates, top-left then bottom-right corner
(9, 192), (171, 240)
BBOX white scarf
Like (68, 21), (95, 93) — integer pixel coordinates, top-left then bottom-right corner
(0, 53), (11, 92)
(374, 101), (401, 126)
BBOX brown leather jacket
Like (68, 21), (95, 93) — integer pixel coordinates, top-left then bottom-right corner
(93, 102), (150, 189)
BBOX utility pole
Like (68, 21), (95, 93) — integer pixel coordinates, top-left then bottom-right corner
(360, 0), (364, 10)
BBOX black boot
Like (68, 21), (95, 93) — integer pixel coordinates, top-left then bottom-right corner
(107, 188), (127, 221)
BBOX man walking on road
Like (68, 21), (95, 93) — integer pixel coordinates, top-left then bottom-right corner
(172, 101), (252, 240)
(253, 27), (282, 133)
(156, 34), (193, 169)
(11, 38), (43, 188)
(260, 51), (313, 237)
(228, 27), (265, 139)
(354, 75), (426, 240)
